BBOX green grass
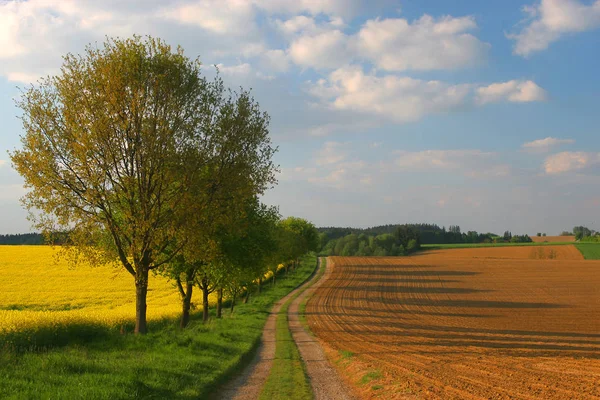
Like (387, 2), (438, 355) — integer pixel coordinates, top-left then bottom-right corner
(297, 257), (326, 335)
(574, 243), (600, 259)
(359, 370), (383, 385)
(422, 242), (574, 250)
(0, 254), (317, 399)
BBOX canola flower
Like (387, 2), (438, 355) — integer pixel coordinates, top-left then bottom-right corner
(0, 246), (210, 335)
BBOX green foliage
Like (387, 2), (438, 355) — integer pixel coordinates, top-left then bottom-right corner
(574, 226), (592, 240)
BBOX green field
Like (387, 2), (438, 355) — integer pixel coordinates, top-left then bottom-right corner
(0, 255), (317, 399)
(574, 243), (600, 259)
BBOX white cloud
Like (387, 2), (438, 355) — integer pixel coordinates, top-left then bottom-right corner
(284, 13), (489, 72)
(163, 0), (256, 35)
(476, 80), (547, 104)
(308, 66), (472, 123)
(509, 0), (600, 56)
(256, 0), (362, 20)
(314, 141), (349, 166)
(356, 15), (489, 71)
(394, 150), (494, 170)
(275, 15), (318, 35)
(522, 137), (575, 152)
(289, 30), (351, 69)
(308, 67), (546, 123)
(260, 49), (290, 72)
(215, 63), (252, 76)
(544, 151), (600, 174)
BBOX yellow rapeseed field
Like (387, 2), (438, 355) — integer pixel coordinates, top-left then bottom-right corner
(0, 246), (192, 334)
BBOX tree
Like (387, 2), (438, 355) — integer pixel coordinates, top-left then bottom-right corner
(164, 77), (277, 325)
(10, 36), (214, 334)
(573, 226), (591, 240)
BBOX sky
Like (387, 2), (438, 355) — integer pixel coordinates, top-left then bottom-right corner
(0, 0), (599, 235)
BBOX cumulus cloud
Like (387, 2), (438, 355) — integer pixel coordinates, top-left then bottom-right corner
(509, 0), (600, 56)
(308, 67), (546, 123)
(522, 137), (575, 152)
(544, 151), (600, 174)
(476, 80), (547, 104)
(356, 15), (489, 71)
(281, 13), (489, 71)
(289, 30), (351, 69)
(164, 0), (256, 35)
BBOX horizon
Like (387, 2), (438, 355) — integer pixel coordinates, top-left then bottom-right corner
(1, 0), (599, 235)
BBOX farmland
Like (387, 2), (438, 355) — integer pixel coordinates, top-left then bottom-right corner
(306, 246), (600, 399)
(0, 245), (182, 342)
(530, 235), (576, 243)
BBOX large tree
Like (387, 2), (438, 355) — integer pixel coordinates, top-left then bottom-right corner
(10, 36), (214, 334)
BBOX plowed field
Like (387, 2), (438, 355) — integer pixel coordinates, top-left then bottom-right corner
(530, 235), (576, 243)
(306, 249), (600, 399)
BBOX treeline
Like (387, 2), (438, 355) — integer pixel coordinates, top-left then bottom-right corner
(0, 233), (43, 245)
(320, 225), (421, 256)
(10, 36), (318, 334)
(318, 224), (532, 250)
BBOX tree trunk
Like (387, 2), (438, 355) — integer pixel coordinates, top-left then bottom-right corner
(243, 287), (250, 304)
(135, 269), (149, 334)
(180, 281), (193, 328)
(216, 288), (223, 318)
(230, 292), (236, 314)
(257, 277), (262, 294)
(202, 285), (210, 322)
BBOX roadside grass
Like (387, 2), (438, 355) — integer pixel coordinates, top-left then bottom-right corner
(422, 242), (575, 250)
(574, 243), (600, 259)
(259, 257), (326, 400)
(298, 257), (326, 335)
(0, 254), (317, 399)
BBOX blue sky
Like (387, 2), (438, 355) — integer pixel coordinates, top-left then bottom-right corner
(1, 0), (600, 234)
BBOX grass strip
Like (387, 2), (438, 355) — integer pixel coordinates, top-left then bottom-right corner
(258, 257), (326, 400)
(298, 257), (326, 335)
(0, 254), (317, 400)
(574, 243), (600, 259)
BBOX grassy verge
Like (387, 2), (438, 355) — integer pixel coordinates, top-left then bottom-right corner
(422, 242), (575, 250)
(574, 243), (600, 259)
(0, 254), (317, 399)
(258, 257), (326, 400)
(298, 257), (326, 335)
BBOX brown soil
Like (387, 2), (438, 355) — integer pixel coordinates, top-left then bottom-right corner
(306, 251), (600, 399)
(422, 244), (583, 260)
(530, 235), (576, 243)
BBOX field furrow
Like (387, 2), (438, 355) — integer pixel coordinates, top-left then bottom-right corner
(307, 250), (600, 399)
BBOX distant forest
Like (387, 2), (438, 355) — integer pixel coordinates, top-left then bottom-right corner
(318, 224), (532, 257)
(0, 233), (44, 245)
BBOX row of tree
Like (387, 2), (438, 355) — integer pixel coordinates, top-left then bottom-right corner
(10, 36), (318, 334)
(320, 225), (421, 257)
(318, 224), (532, 247)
